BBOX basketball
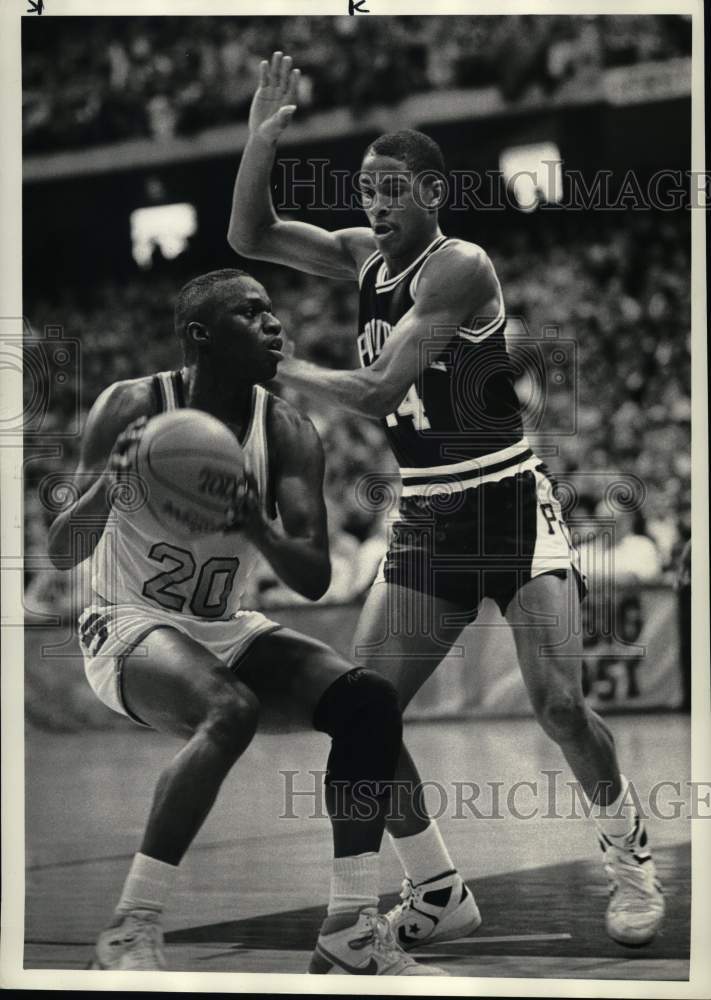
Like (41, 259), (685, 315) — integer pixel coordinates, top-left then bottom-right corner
(136, 408), (247, 537)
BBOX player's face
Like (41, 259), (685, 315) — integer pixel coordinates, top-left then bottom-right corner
(212, 277), (283, 381)
(359, 153), (436, 258)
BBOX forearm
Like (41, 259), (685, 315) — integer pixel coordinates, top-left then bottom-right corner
(47, 475), (113, 570)
(276, 357), (394, 418)
(255, 521), (331, 601)
(229, 133), (280, 252)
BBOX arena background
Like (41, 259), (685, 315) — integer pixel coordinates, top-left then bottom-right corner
(23, 14), (692, 728)
(21, 13), (694, 980)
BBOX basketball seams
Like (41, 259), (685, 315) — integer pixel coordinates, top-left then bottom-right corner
(138, 411), (247, 535)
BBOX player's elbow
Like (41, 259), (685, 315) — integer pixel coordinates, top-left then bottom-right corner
(305, 580), (329, 602)
(227, 220), (274, 259)
(227, 225), (255, 256)
(309, 564), (332, 601)
(46, 519), (70, 571)
(47, 546), (64, 572)
(300, 555), (332, 601)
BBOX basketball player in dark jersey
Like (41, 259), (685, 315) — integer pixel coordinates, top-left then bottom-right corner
(228, 52), (664, 949)
(47, 268), (446, 976)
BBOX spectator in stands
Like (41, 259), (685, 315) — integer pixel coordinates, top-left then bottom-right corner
(577, 502), (663, 590)
(609, 509), (664, 586)
(22, 15), (692, 153)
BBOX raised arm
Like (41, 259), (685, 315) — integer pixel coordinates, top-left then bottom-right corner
(233, 395), (331, 601)
(47, 381), (150, 570)
(275, 242), (501, 418)
(228, 51), (375, 280)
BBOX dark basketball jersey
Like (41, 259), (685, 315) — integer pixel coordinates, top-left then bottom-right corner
(357, 236), (524, 477)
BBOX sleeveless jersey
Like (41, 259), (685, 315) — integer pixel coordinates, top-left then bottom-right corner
(91, 372), (272, 621)
(357, 236), (527, 489)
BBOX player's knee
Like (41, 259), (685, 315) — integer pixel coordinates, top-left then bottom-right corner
(535, 689), (588, 744)
(314, 667), (401, 738)
(313, 668), (402, 784)
(201, 685), (260, 757)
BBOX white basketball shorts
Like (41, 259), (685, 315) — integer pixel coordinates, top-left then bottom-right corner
(78, 602), (281, 726)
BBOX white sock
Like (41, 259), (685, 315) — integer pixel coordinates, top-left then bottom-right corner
(327, 852), (380, 916)
(390, 821), (456, 886)
(588, 774), (639, 841)
(115, 852), (178, 917)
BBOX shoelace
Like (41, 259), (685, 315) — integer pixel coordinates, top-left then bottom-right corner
(605, 850), (660, 913)
(357, 911), (412, 963)
(374, 914), (414, 964)
(393, 878), (417, 915)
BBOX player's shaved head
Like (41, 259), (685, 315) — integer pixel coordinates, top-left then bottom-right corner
(366, 129), (446, 176)
(175, 268), (251, 360)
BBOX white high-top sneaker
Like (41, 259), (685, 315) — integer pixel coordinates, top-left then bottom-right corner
(309, 906), (448, 975)
(601, 821), (665, 946)
(385, 869), (482, 950)
(91, 909), (166, 970)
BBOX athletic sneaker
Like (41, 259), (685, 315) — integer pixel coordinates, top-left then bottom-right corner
(601, 821), (665, 946)
(385, 869), (482, 950)
(309, 906), (448, 975)
(91, 909), (166, 970)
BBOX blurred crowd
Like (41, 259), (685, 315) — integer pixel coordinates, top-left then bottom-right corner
(23, 15), (692, 153)
(24, 208), (690, 621)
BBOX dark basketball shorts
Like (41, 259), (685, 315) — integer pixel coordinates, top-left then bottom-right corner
(375, 458), (586, 621)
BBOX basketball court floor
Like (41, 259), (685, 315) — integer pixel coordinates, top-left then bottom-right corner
(25, 712), (690, 981)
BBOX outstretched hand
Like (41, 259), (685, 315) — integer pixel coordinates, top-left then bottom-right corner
(248, 52), (300, 141)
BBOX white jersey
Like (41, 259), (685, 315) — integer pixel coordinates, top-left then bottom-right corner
(91, 371), (273, 622)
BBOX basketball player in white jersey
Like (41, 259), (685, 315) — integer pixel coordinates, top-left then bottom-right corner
(228, 52), (664, 949)
(47, 268), (448, 977)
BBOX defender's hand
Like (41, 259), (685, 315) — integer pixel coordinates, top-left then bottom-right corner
(248, 52), (300, 141)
